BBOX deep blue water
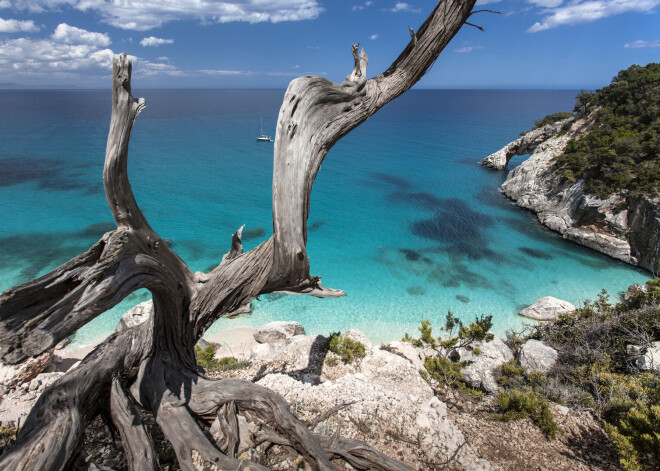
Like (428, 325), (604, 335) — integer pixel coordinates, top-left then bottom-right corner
(0, 89), (649, 346)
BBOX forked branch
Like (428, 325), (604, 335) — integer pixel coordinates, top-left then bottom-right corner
(0, 1), (479, 470)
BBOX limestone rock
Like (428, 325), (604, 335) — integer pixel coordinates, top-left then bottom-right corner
(481, 119), (572, 170)
(636, 341), (660, 372)
(519, 297), (575, 321)
(459, 337), (513, 394)
(492, 114), (660, 273)
(257, 353), (490, 470)
(341, 329), (373, 350)
(0, 350), (53, 395)
(381, 341), (425, 371)
(0, 371), (64, 425)
(253, 321), (305, 345)
(518, 340), (558, 374)
(249, 334), (328, 383)
(115, 300), (153, 332)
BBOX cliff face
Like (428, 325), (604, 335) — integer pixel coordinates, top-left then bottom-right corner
(481, 118), (572, 170)
(491, 119), (660, 274)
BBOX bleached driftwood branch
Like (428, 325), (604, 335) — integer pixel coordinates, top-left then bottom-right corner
(0, 1), (477, 469)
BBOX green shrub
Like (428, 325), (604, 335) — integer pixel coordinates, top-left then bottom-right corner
(527, 279), (660, 462)
(403, 312), (493, 359)
(194, 344), (249, 371)
(328, 332), (366, 364)
(0, 423), (17, 449)
(403, 313), (494, 395)
(495, 359), (526, 389)
(424, 355), (464, 386)
(522, 111), (575, 135)
(605, 403), (660, 471)
(493, 389), (558, 439)
(215, 356), (250, 371)
(553, 62), (660, 199)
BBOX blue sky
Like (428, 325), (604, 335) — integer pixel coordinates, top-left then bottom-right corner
(0, 0), (658, 89)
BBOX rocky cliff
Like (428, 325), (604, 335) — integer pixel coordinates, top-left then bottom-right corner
(484, 118), (660, 274)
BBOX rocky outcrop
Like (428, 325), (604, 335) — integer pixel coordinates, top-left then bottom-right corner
(518, 340), (558, 374)
(0, 350), (53, 395)
(458, 337), (513, 394)
(519, 296), (575, 321)
(481, 119), (572, 170)
(486, 117), (660, 273)
(253, 321), (305, 345)
(381, 340), (425, 371)
(222, 328), (492, 469)
(0, 371), (64, 425)
(115, 300), (153, 332)
(635, 341), (660, 372)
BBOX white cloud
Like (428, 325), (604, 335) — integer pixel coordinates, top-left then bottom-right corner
(0, 23), (184, 86)
(140, 36), (174, 47)
(52, 23), (110, 46)
(527, 0), (660, 32)
(199, 69), (247, 76)
(352, 1), (372, 10)
(155, 56), (169, 61)
(390, 2), (420, 13)
(291, 64), (300, 69)
(133, 59), (185, 77)
(8, 0), (324, 31)
(0, 18), (39, 32)
(369, 34), (378, 40)
(454, 45), (486, 53)
(527, 0), (563, 6)
(476, 0), (502, 4)
(624, 38), (660, 47)
(0, 38), (114, 73)
(0, 0), (11, 8)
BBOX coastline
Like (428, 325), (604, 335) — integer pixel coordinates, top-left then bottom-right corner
(482, 117), (660, 275)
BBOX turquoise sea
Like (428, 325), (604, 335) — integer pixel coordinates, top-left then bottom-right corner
(0, 89), (649, 346)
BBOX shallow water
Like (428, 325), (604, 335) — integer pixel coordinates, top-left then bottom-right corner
(0, 89), (649, 346)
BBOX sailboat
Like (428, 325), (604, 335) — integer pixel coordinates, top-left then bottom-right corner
(256, 118), (272, 142)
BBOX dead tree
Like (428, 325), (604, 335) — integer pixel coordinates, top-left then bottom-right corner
(0, 1), (477, 469)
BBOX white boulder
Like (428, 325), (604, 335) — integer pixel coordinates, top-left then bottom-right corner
(518, 339), (558, 374)
(253, 321), (306, 346)
(459, 337), (513, 394)
(115, 300), (153, 332)
(381, 341), (425, 371)
(519, 297), (575, 321)
(636, 341), (660, 372)
(0, 350), (53, 395)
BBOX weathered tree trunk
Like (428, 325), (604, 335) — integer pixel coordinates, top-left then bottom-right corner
(0, 1), (477, 469)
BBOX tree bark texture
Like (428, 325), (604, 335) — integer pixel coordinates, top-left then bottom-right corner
(0, 1), (477, 469)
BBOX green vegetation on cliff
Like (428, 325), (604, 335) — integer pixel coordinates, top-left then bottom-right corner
(521, 111), (575, 135)
(553, 63), (660, 199)
(527, 280), (660, 470)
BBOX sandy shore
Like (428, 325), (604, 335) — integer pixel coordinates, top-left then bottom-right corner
(54, 327), (259, 372)
(203, 327), (258, 359)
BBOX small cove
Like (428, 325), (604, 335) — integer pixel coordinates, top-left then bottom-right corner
(0, 89), (649, 346)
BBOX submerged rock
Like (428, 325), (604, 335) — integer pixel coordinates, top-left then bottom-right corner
(519, 296), (575, 321)
(518, 339), (558, 374)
